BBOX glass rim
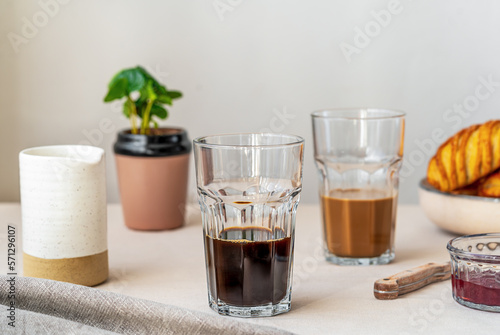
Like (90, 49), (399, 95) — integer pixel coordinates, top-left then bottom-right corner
(446, 233), (500, 261)
(311, 108), (405, 120)
(193, 133), (305, 149)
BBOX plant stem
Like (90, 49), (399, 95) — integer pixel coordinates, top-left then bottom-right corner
(127, 96), (138, 134)
(140, 99), (154, 135)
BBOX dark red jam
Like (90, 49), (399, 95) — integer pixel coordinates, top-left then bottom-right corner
(452, 275), (500, 306)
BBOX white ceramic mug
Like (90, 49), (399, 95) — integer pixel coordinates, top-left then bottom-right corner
(19, 145), (108, 286)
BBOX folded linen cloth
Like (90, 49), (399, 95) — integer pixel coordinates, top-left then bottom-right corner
(0, 276), (293, 335)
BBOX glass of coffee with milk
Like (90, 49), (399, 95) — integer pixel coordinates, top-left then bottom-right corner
(312, 109), (405, 265)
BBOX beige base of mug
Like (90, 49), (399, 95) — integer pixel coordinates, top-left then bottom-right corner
(23, 250), (108, 287)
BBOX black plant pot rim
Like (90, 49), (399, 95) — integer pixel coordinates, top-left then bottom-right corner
(114, 127), (192, 157)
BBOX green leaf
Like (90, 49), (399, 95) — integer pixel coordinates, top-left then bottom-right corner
(150, 104), (168, 119)
(134, 100), (146, 118)
(155, 84), (168, 96)
(135, 67), (158, 86)
(156, 94), (172, 105)
(135, 66), (169, 95)
(108, 68), (145, 94)
(141, 80), (157, 102)
(104, 78), (128, 102)
(123, 98), (134, 118)
(168, 90), (183, 99)
(135, 66), (152, 78)
(104, 65), (182, 127)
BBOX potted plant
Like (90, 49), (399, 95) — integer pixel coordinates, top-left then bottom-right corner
(104, 66), (191, 230)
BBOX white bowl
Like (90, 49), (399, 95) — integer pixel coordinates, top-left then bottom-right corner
(418, 178), (500, 235)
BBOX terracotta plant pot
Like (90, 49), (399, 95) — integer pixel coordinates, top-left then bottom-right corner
(114, 128), (191, 230)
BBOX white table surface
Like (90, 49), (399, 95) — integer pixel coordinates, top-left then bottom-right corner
(1, 203), (499, 334)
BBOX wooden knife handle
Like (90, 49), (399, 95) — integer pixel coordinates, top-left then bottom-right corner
(374, 262), (451, 300)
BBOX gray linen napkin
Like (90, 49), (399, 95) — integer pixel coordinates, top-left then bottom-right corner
(0, 275), (294, 335)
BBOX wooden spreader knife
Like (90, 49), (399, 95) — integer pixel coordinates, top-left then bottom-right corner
(374, 262), (451, 300)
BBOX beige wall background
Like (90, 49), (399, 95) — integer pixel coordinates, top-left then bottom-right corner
(1, 0), (500, 204)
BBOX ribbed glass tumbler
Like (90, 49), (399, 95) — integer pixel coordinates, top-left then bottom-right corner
(194, 133), (304, 317)
(312, 109), (405, 266)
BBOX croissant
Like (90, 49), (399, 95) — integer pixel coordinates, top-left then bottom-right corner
(478, 170), (500, 197)
(427, 120), (500, 192)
